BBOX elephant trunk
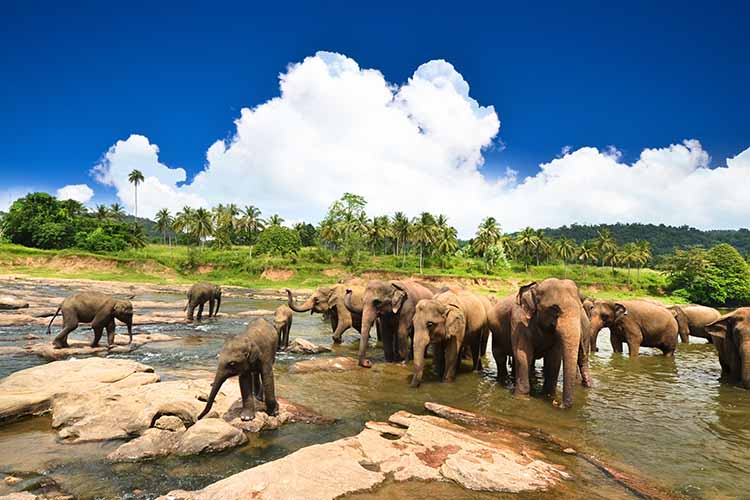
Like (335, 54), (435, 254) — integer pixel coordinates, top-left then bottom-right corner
(358, 306), (376, 365)
(286, 289), (313, 313)
(125, 315), (133, 344)
(742, 340), (750, 389)
(411, 330), (430, 387)
(214, 295), (221, 316)
(344, 290), (363, 315)
(558, 313), (582, 408)
(198, 372), (229, 420)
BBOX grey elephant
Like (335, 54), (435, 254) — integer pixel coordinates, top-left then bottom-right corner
(581, 296), (599, 352)
(511, 279), (591, 408)
(46, 292), (134, 349)
(185, 282), (222, 321)
(345, 280), (434, 367)
(410, 290), (489, 387)
(669, 304), (721, 343)
(487, 294), (515, 380)
(273, 305), (293, 351)
(706, 307), (750, 388)
(588, 299), (678, 357)
(285, 283), (369, 343)
(198, 318), (278, 421)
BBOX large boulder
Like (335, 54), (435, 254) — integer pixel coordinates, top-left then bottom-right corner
(21, 332), (179, 361)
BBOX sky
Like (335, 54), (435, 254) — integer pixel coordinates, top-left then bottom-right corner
(1, 1), (748, 236)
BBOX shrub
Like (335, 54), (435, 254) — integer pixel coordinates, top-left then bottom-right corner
(254, 226), (302, 256)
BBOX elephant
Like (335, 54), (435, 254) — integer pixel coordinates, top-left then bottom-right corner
(344, 280), (434, 367)
(581, 296), (599, 352)
(285, 283), (368, 343)
(410, 290), (489, 387)
(669, 304), (721, 343)
(511, 279), (591, 408)
(46, 292), (133, 349)
(487, 294), (515, 380)
(185, 282), (222, 321)
(197, 318), (278, 421)
(706, 308), (750, 389)
(273, 305), (293, 351)
(588, 299), (678, 357)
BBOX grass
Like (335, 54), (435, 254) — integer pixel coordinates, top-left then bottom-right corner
(0, 243), (677, 301)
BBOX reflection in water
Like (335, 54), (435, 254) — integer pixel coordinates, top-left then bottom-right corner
(0, 291), (748, 499)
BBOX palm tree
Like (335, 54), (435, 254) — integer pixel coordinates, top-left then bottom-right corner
(410, 212), (436, 274)
(595, 229), (617, 267)
(267, 214), (284, 226)
(515, 227), (539, 271)
(173, 206), (195, 243)
(474, 217), (502, 256)
(634, 240), (652, 281)
(192, 208), (213, 248)
(371, 215), (392, 254)
(237, 205), (265, 245)
(435, 223), (458, 267)
(108, 203), (125, 220)
(392, 212), (410, 261)
(95, 204), (109, 220)
(155, 208), (173, 245)
(578, 240), (598, 278)
(554, 237), (578, 277)
(128, 169), (145, 218)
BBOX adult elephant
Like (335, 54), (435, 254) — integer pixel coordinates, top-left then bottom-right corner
(198, 319), (278, 421)
(706, 308), (750, 389)
(581, 296), (599, 352)
(669, 305), (721, 343)
(285, 284), (367, 343)
(410, 290), (488, 387)
(185, 282), (222, 321)
(511, 278), (590, 408)
(46, 292), (134, 349)
(588, 300), (678, 357)
(344, 280), (434, 367)
(487, 294), (515, 380)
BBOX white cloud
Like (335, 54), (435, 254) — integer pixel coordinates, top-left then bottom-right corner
(0, 188), (35, 212)
(91, 51), (750, 237)
(56, 184), (94, 204)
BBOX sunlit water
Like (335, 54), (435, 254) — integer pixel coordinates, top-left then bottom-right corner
(1, 287), (748, 499)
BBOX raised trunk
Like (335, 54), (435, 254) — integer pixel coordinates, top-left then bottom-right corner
(411, 331), (430, 387)
(742, 341), (750, 389)
(286, 290), (314, 313)
(197, 372), (228, 420)
(558, 313), (582, 408)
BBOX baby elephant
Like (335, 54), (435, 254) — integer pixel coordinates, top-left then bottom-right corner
(273, 305), (293, 351)
(198, 319), (279, 422)
(185, 282), (222, 321)
(46, 292), (134, 349)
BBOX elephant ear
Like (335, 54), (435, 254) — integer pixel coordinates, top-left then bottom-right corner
(444, 306), (466, 340)
(243, 338), (261, 364)
(391, 283), (407, 314)
(325, 288), (337, 310)
(517, 282), (538, 321)
(613, 303), (628, 323)
(706, 313), (735, 340)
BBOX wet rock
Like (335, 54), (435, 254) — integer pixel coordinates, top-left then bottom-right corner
(563, 448), (576, 455)
(160, 410), (568, 500)
(0, 346), (25, 356)
(0, 297), (29, 310)
(0, 358), (157, 422)
(285, 338), (331, 354)
(288, 356), (359, 374)
(234, 309), (275, 317)
(3, 476), (22, 485)
(0, 493), (37, 500)
(155, 415), (187, 432)
(16, 333), (178, 361)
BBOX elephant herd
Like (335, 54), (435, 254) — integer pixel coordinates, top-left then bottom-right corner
(44, 279), (750, 421)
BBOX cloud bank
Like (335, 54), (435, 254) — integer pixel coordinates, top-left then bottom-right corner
(56, 184), (94, 204)
(92, 51), (750, 237)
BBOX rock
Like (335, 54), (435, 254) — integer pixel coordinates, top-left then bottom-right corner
(177, 418), (248, 455)
(155, 415), (187, 432)
(0, 358), (158, 422)
(285, 338), (331, 354)
(0, 346), (25, 356)
(20, 332), (178, 361)
(159, 410), (568, 500)
(3, 475), (22, 485)
(0, 297), (29, 310)
(234, 309), (275, 317)
(563, 448), (576, 455)
(288, 356), (359, 374)
(0, 493), (37, 500)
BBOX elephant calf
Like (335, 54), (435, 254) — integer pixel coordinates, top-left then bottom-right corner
(185, 282), (222, 321)
(707, 307), (750, 389)
(198, 319), (279, 421)
(273, 305), (293, 350)
(46, 292), (134, 349)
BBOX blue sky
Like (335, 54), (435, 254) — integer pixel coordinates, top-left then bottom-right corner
(1, 1), (748, 233)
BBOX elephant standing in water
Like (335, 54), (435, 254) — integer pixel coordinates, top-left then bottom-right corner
(345, 280), (434, 367)
(185, 282), (222, 321)
(669, 305), (721, 343)
(198, 319), (278, 421)
(511, 279), (591, 408)
(707, 308), (750, 389)
(46, 292), (134, 349)
(588, 300), (678, 357)
(487, 294), (515, 380)
(410, 290), (489, 387)
(273, 305), (293, 351)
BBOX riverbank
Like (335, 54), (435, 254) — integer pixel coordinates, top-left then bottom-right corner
(0, 243), (676, 302)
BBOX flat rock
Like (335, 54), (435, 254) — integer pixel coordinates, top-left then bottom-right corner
(0, 297), (29, 310)
(234, 309), (275, 317)
(288, 356), (359, 374)
(159, 410), (568, 500)
(0, 358), (158, 422)
(19, 332), (179, 360)
(285, 338), (331, 354)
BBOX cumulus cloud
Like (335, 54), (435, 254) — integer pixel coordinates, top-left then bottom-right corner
(56, 184), (94, 204)
(91, 51), (750, 237)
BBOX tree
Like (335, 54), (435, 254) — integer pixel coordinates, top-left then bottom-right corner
(254, 225), (302, 256)
(267, 214), (284, 226)
(473, 217), (502, 256)
(128, 169), (145, 218)
(109, 203), (125, 220)
(95, 204), (109, 220)
(370, 215), (392, 254)
(392, 212), (410, 261)
(192, 208), (214, 248)
(410, 212), (436, 274)
(155, 208), (173, 245)
(706, 243), (750, 306)
(595, 229), (617, 268)
(294, 222), (318, 247)
(237, 205), (265, 244)
(515, 227), (539, 271)
(554, 237), (578, 277)
(434, 218), (458, 268)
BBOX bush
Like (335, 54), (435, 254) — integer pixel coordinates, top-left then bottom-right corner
(299, 246), (332, 264)
(74, 227), (129, 253)
(254, 226), (302, 256)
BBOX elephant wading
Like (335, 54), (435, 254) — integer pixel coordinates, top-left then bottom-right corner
(706, 308), (750, 389)
(511, 279), (591, 408)
(487, 294), (515, 380)
(273, 305), (293, 351)
(589, 300), (678, 357)
(669, 305), (721, 343)
(46, 292), (134, 349)
(345, 280), (434, 367)
(198, 319), (278, 421)
(185, 282), (222, 321)
(411, 290), (489, 387)
(286, 283), (369, 344)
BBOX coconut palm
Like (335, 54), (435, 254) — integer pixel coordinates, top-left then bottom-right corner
(267, 214), (284, 226)
(634, 240), (652, 281)
(173, 206), (195, 243)
(108, 203), (125, 220)
(515, 227), (539, 271)
(94, 204), (109, 220)
(192, 208), (213, 248)
(595, 229), (617, 267)
(237, 205), (265, 244)
(128, 169), (145, 218)
(371, 215), (392, 254)
(473, 217), (502, 256)
(554, 237), (578, 277)
(155, 208), (173, 245)
(392, 212), (410, 260)
(410, 212), (437, 274)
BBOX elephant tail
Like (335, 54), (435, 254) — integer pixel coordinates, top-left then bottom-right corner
(46, 305), (62, 335)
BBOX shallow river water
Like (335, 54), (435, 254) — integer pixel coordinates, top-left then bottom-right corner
(0, 287), (748, 499)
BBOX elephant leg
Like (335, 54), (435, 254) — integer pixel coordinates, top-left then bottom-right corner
(434, 343), (446, 378)
(590, 329), (599, 352)
(261, 365), (278, 416)
(382, 327), (396, 362)
(375, 319), (382, 342)
(514, 339), (533, 396)
(480, 329), (489, 357)
(396, 322), (411, 362)
(577, 342), (593, 387)
(187, 304), (195, 321)
(208, 299), (215, 318)
(196, 303), (205, 321)
(106, 319), (117, 347)
(610, 332), (623, 353)
(331, 321), (348, 345)
(284, 323), (291, 350)
(53, 313), (79, 348)
(239, 373), (256, 421)
(91, 326), (104, 348)
(542, 345), (562, 396)
(443, 339), (459, 383)
(252, 372), (264, 401)
(471, 331), (484, 371)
